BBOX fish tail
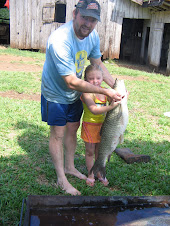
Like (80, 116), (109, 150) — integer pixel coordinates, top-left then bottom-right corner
(90, 160), (106, 179)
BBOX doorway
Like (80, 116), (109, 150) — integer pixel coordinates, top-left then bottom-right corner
(120, 19), (144, 63)
(160, 23), (170, 69)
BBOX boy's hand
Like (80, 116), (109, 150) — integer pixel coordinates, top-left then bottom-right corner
(110, 99), (121, 108)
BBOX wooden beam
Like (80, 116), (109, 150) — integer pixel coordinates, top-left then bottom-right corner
(131, 0), (143, 5)
(142, 0), (164, 7)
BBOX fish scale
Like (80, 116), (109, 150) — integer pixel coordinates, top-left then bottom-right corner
(90, 79), (128, 178)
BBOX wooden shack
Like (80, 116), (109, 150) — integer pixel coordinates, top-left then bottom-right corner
(9, 0), (170, 74)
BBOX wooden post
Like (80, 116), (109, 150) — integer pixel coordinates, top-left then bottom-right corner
(148, 22), (164, 70)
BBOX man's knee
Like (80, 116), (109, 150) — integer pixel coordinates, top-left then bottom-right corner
(66, 122), (80, 134)
(50, 126), (65, 141)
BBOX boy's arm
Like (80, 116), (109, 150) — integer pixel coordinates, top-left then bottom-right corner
(82, 93), (120, 115)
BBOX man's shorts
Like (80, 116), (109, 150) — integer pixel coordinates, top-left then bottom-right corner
(41, 94), (83, 126)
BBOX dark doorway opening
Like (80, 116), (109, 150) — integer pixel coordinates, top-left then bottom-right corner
(54, 4), (66, 23)
(0, 0), (6, 8)
(120, 19), (144, 63)
(0, 2), (10, 45)
(160, 23), (170, 70)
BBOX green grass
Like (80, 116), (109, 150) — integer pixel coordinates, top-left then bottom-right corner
(0, 48), (170, 225)
(0, 71), (41, 94)
(0, 46), (45, 60)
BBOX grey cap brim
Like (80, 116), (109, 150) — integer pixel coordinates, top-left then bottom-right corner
(79, 8), (101, 22)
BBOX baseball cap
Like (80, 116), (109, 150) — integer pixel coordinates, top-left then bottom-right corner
(76, 0), (101, 22)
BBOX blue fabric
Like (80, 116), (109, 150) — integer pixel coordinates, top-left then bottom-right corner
(41, 20), (101, 104)
(41, 94), (83, 126)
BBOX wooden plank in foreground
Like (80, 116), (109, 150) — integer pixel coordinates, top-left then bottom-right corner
(115, 148), (151, 164)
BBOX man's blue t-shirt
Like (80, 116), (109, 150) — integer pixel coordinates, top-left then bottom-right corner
(41, 20), (101, 104)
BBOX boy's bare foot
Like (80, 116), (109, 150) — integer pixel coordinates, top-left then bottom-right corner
(65, 167), (87, 180)
(86, 178), (95, 187)
(57, 179), (81, 196)
(98, 177), (109, 186)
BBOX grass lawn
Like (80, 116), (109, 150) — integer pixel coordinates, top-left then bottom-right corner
(0, 47), (169, 225)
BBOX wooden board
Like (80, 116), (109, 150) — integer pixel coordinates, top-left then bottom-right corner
(115, 148), (151, 164)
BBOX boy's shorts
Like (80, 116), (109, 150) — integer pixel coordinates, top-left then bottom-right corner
(81, 122), (102, 143)
(41, 94), (83, 126)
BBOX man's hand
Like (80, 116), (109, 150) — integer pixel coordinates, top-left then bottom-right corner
(105, 88), (122, 102)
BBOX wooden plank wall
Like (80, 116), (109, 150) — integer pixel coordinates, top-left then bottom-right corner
(97, 0), (150, 59)
(148, 11), (170, 70)
(10, 0), (64, 50)
(10, 0), (150, 53)
(9, 0), (170, 73)
(66, 0), (77, 21)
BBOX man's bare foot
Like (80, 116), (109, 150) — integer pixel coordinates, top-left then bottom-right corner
(57, 179), (81, 196)
(65, 167), (87, 180)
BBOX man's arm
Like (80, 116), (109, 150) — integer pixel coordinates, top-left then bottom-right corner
(62, 73), (121, 101)
(90, 57), (115, 88)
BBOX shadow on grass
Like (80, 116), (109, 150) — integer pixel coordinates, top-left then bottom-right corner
(1, 121), (169, 225)
(1, 121), (86, 224)
(15, 121), (87, 185)
(15, 120), (170, 195)
(2, 119), (169, 196)
(1, 120), (169, 195)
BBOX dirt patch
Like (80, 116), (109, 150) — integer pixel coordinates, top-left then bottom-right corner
(114, 61), (153, 73)
(115, 75), (149, 82)
(0, 46), (43, 101)
(0, 91), (40, 101)
(0, 54), (43, 72)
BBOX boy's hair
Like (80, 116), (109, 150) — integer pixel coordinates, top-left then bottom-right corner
(84, 64), (103, 81)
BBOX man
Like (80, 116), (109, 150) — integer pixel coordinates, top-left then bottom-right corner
(41, 0), (122, 195)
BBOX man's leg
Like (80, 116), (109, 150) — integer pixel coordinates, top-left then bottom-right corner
(49, 125), (81, 195)
(64, 122), (87, 180)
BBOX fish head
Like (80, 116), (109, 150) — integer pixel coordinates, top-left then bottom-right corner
(113, 79), (127, 98)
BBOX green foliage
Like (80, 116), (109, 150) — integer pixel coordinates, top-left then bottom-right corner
(0, 8), (9, 24)
(0, 48), (170, 225)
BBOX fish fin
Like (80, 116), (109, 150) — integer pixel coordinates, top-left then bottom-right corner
(108, 154), (111, 162)
(90, 161), (106, 179)
(113, 78), (118, 89)
(119, 134), (124, 144)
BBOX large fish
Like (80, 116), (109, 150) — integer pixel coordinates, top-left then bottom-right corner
(90, 79), (128, 178)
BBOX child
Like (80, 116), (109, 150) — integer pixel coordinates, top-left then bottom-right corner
(81, 64), (120, 187)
